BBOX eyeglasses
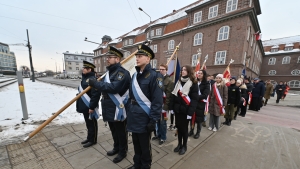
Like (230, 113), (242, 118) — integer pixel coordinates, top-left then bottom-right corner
(159, 69), (166, 71)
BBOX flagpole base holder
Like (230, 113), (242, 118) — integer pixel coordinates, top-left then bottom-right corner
(23, 136), (30, 142)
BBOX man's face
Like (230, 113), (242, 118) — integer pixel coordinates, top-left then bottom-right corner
(136, 54), (150, 67)
(279, 82), (283, 85)
(82, 67), (91, 74)
(159, 66), (167, 75)
(106, 55), (119, 66)
(254, 80), (259, 84)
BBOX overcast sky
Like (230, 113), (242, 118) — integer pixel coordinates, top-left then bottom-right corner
(0, 0), (299, 72)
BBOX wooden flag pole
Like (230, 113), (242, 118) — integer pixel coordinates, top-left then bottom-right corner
(24, 49), (139, 142)
(166, 42), (181, 65)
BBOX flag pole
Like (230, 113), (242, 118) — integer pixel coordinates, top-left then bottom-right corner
(200, 54), (208, 70)
(166, 42), (181, 65)
(23, 40), (150, 142)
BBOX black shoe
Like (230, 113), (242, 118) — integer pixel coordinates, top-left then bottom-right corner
(169, 124), (173, 130)
(83, 142), (95, 148)
(188, 130), (194, 137)
(234, 116), (237, 120)
(202, 122), (206, 127)
(228, 120), (231, 126)
(152, 136), (159, 141)
(107, 149), (119, 156)
(194, 132), (200, 139)
(179, 146), (187, 155)
(223, 119), (228, 125)
(159, 140), (165, 145)
(81, 139), (89, 144)
(127, 166), (140, 169)
(113, 154), (127, 163)
(174, 145), (182, 152)
(241, 115), (245, 117)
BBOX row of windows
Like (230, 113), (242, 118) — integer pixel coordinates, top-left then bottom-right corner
(268, 69), (300, 76)
(0, 54), (15, 59)
(288, 80), (300, 88)
(0, 62), (16, 67)
(268, 56), (300, 65)
(193, 0), (238, 24)
(270, 46), (294, 53)
(0, 45), (9, 54)
(146, 28), (162, 39)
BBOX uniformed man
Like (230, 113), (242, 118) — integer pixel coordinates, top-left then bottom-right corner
(89, 46), (131, 163)
(76, 61), (101, 148)
(127, 44), (163, 169)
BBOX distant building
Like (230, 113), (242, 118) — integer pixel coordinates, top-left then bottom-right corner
(0, 42), (17, 75)
(93, 0), (264, 78)
(261, 35), (300, 89)
(63, 51), (94, 75)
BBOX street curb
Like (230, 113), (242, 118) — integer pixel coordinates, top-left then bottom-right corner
(170, 124), (225, 169)
(36, 78), (77, 89)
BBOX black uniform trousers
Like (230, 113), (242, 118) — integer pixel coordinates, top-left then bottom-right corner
(83, 112), (98, 143)
(175, 113), (189, 147)
(276, 92), (283, 103)
(108, 120), (128, 156)
(249, 97), (260, 111)
(132, 132), (152, 169)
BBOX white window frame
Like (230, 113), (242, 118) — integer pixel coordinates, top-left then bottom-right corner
(76, 67), (79, 70)
(193, 33), (203, 46)
(270, 48), (278, 52)
(251, 34), (254, 47)
(298, 56), (300, 63)
(124, 40), (128, 46)
(208, 5), (218, 19)
(288, 80), (300, 88)
(156, 28), (162, 36)
(153, 45), (157, 53)
(226, 0), (238, 13)
(268, 58), (276, 65)
(249, 0), (252, 7)
(192, 54), (200, 66)
(214, 51), (227, 65)
(146, 32), (149, 39)
(129, 39), (133, 45)
(268, 70), (276, 75)
(218, 26), (230, 41)
(247, 26), (251, 41)
(282, 56), (291, 64)
(291, 69), (300, 76)
(194, 11), (202, 24)
(285, 46), (293, 51)
(150, 30), (154, 37)
(150, 59), (157, 69)
(243, 52), (247, 65)
(168, 40), (175, 50)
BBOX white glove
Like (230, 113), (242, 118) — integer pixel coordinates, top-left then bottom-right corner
(169, 110), (174, 114)
(162, 109), (167, 113)
(187, 115), (192, 119)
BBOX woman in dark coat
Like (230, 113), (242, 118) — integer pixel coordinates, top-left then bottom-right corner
(188, 70), (210, 139)
(239, 81), (248, 117)
(171, 65), (198, 155)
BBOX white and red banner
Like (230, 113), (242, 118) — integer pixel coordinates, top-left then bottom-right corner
(248, 92), (252, 105)
(212, 83), (225, 115)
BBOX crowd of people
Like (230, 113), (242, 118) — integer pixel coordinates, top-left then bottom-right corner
(75, 44), (290, 169)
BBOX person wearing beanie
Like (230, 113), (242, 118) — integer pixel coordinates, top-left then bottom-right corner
(224, 76), (241, 126)
(208, 74), (228, 131)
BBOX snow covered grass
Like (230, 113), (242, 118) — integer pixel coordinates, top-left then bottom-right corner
(0, 79), (98, 144)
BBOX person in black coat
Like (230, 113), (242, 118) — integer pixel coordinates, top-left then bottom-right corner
(171, 65), (198, 155)
(76, 61), (101, 148)
(224, 76), (241, 126)
(275, 81), (286, 104)
(188, 70), (210, 139)
(89, 46), (131, 163)
(238, 81), (248, 117)
(126, 44), (163, 169)
(249, 78), (265, 111)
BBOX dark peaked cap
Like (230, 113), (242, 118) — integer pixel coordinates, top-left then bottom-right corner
(107, 46), (123, 58)
(83, 60), (96, 69)
(136, 44), (155, 59)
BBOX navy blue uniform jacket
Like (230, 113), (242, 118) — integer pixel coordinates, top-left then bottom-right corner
(251, 82), (265, 98)
(127, 64), (164, 133)
(76, 72), (101, 113)
(93, 63), (131, 122)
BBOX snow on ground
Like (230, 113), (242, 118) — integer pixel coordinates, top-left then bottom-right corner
(0, 79), (101, 143)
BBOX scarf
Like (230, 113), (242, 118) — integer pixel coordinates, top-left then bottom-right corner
(172, 77), (193, 96)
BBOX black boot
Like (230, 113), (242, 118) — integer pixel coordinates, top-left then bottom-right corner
(179, 145), (187, 155)
(188, 128), (194, 137)
(174, 144), (182, 152)
(223, 118), (228, 125)
(228, 120), (232, 126)
(194, 123), (201, 139)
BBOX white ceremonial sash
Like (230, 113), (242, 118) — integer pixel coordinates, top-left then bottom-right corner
(104, 71), (128, 121)
(132, 73), (151, 115)
(212, 83), (225, 115)
(78, 84), (100, 120)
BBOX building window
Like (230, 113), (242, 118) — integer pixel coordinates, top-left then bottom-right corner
(251, 34), (254, 47)
(153, 45), (157, 53)
(226, 0), (238, 13)
(282, 56), (291, 64)
(249, 0), (252, 7)
(156, 28), (162, 36)
(247, 27), (251, 41)
(291, 69), (300, 76)
(69, 67), (72, 70)
(124, 51), (131, 58)
(193, 11), (202, 23)
(76, 67), (79, 70)
(268, 58), (276, 65)
(285, 46), (293, 51)
(194, 33), (203, 46)
(129, 39), (133, 45)
(146, 32), (149, 39)
(76, 62), (79, 65)
(150, 30), (154, 37)
(298, 56), (300, 63)
(243, 52), (247, 65)
(191, 54), (200, 66)
(218, 26), (230, 41)
(208, 5), (218, 19)
(124, 40), (128, 46)
(214, 51), (226, 65)
(150, 59), (157, 69)
(68, 62), (71, 65)
(288, 80), (300, 88)
(268, 70), (276, 75)
(271, 48), (278, 52)
(168, 40), (175, 50)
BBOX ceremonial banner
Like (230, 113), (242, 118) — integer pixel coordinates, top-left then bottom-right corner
(121, 55), (137, 76)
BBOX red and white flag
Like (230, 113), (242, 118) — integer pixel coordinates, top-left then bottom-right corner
(248, 92), (252, 105)
(254, 31), (261, 41)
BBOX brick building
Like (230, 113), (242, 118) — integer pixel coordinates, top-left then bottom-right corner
(260, 35), (300, 89)
(93, 0), (264, 78)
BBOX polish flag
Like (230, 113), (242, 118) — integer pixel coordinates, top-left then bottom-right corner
(223, 66), (231, 86)
(254, 31), (261, 41)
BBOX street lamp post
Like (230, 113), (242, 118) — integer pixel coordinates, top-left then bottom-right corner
(138, 7), (152, 40)
(51, 58), (57, 75)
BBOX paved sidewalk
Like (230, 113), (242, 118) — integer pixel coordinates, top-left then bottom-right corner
(264, 91), (300, 107)
(0, 120), (219, 169)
